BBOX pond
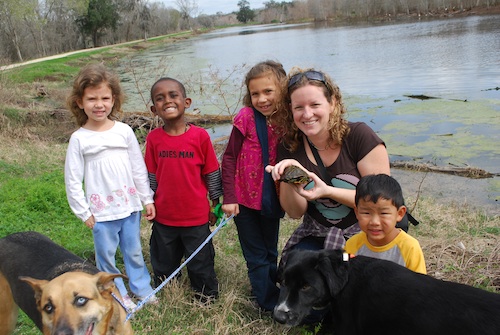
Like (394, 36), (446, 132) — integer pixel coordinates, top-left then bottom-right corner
(117, 15), (500, 214)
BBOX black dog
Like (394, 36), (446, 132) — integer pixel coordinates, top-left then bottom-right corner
(274, 249), (500, 335)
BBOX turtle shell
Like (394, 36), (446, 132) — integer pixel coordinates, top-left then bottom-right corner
(278, 165), (310, 184)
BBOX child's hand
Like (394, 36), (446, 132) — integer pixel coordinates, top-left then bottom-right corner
(84, 215), (96, 229)
(144, 203), (156, 221)
(222, 203), (239, 216)
(209, 211), (217, 226)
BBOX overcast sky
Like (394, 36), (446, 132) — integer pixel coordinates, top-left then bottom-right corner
(160, 0), (266, 16)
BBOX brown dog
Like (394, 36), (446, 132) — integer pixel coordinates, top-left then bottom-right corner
(0, 231), (133, 335)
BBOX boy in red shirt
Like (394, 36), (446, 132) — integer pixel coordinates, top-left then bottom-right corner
(145, 77), (222, 303)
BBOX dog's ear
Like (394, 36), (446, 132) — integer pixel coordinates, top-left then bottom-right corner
(95, 272), (127, 294)
(316, 250), (349, 296)
(19, 276), (49, 305)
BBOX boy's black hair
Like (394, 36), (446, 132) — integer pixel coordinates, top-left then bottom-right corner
(355, 174), (405, 208)
(150, 77), (187, 101)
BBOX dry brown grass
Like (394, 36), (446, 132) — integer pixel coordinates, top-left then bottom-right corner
(411, 197), (500, 291)
(0, 78), (75, 144)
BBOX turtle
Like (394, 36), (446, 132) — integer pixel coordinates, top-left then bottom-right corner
(278, 165), (311, 184)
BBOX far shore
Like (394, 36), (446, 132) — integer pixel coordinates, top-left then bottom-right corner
(2, 5), (499, 71)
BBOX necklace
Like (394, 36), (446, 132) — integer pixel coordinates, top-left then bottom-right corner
(307, 138), (328, 151)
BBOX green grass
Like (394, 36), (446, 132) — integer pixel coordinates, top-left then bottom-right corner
(2, 51), (107, 84)
(0, 155), (92, 256)
(2, 108), (25, 122)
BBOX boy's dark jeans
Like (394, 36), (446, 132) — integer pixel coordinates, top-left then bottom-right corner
(150, 222), (219, 298)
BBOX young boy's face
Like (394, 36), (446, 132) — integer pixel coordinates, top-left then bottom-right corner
(150, 80), (191, 122)
(354, 197), (406, 247)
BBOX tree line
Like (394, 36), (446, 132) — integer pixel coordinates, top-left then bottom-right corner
(1, 0), (498, 66)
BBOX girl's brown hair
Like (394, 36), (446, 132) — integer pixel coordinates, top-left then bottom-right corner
(275, 67), (349, 152)
(67, 63), (124, 127)
(242, 60), (287, 121)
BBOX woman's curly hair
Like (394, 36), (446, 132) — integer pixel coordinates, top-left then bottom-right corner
(67, 63), (124, 127)
(274, 67), (350, 152)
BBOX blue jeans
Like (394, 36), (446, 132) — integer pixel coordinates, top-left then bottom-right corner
(93, 211), (154, 298)
(235, 205), (280, 311)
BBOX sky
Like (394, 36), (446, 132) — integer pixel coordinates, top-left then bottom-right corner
(160, 0), (266, 16)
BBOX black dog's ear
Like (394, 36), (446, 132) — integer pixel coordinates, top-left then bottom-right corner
(317, 250), (349, 296)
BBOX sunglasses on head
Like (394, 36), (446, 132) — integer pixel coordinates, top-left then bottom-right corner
(288, 70), (327, 88)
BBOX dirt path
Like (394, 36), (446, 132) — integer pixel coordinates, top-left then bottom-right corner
(0, 39), (148, 71)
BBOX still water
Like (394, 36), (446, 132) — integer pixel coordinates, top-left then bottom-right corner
(121, 14), (500, 110)
(192, 18), (499, 101)
(118, 15), (500, 212)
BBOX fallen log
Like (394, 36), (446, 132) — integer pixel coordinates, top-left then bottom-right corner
(122, 112), (232, 132)
(391, 161), (496, 179)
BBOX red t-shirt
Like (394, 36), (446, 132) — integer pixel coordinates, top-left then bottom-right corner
(145, 125), (220, 227)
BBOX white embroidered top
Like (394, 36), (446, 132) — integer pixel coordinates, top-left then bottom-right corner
(65, 121), (154, 222)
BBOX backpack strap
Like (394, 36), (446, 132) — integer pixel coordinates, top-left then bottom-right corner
(254, 108), (284, 218)
(307, 138), (332, 186)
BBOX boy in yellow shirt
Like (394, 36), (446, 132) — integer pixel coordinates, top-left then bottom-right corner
(345, 174), (426, 274)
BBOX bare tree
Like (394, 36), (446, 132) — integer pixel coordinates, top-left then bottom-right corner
(176, 0), (199, 29)
(0, 0), (39, 62)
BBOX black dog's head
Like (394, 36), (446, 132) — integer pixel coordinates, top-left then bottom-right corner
(273, 249), (349, 326)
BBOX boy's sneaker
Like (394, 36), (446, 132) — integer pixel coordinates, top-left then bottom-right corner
(122, 294), (137, 310)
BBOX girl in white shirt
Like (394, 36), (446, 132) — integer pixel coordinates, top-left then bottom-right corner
(65, 64), (157, 309)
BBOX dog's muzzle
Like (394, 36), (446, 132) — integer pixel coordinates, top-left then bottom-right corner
(273, 301), (302, 326)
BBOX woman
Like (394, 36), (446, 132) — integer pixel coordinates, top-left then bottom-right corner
(266, 68), (390, 273)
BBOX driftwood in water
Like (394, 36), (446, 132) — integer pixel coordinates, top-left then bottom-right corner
(391, 161), (495, 179)
(402, 94), (467, 102)
(404, 94), (439, 100)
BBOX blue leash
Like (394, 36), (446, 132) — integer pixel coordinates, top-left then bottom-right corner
(125, 214), (234, 321)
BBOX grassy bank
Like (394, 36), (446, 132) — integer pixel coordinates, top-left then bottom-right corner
(0, 35), (499, 335)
